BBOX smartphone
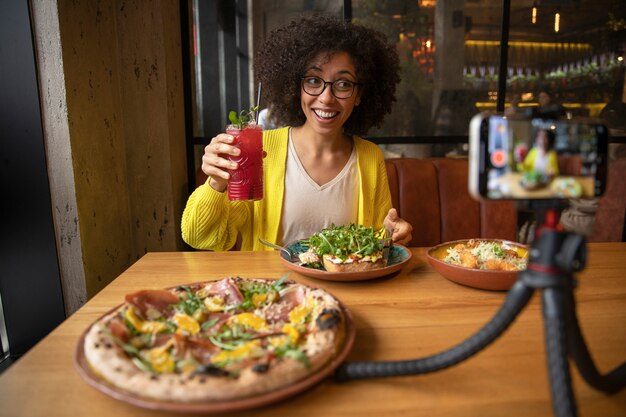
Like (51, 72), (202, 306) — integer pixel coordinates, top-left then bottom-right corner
(469, 113), (608, 200)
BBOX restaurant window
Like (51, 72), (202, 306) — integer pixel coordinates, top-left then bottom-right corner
(352, 0), (626, 157)
(183, 1), (626, 187)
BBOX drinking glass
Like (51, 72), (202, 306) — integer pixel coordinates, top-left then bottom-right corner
(225, 123), (264, 201)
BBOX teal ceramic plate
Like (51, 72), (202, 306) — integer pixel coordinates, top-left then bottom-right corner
(279, 242), (412, 282)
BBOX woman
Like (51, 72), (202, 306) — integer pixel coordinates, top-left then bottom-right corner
(182, 15), (412, 251)
(520, 128), (559, 176)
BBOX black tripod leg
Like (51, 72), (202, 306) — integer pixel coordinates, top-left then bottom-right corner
(542, 287), (577, 417)
(335, 279), (534, 381)
(564, 287), (626, 394)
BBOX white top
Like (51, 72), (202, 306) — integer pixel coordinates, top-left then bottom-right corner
(533, 148), (549, 174)
(279, 130), (359, 245)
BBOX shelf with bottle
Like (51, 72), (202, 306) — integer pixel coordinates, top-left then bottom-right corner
(464, 59), (624, 95)
(475, 101), (607, 118)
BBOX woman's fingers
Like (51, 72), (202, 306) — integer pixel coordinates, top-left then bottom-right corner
(201, 154), (230, 180)
(201, 134), (241, 179)
(384, 208), (413, 245)
(209, 136), (240, 157)
(393, 221), (413, 245)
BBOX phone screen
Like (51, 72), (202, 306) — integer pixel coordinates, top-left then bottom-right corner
(470, 114), (608, 200)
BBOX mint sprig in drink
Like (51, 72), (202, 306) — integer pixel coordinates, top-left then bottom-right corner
(225, 107), (264, 201)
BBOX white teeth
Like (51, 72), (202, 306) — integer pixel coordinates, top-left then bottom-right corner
(314, 110), (338, 119)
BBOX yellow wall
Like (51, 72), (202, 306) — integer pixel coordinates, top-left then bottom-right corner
(32, 0), (188, 309)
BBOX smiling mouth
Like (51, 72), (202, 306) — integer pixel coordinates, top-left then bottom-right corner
(314, 110), (339, 120)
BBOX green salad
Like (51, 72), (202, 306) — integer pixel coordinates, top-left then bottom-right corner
(303, 224), (386, 262)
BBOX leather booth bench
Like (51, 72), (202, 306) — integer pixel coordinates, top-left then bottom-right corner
(588, 157), (626, 242)
(385, 158), (517, 247)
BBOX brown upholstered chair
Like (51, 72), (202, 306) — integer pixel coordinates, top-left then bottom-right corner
(385, 158), (518, 247)
(589, 157), (626, 242)
(557, 154), (583, 176)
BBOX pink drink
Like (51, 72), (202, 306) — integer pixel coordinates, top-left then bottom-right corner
(225, 124), (264, 201)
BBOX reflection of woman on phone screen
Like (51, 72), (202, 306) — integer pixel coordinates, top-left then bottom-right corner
(520, 128), (559, 176)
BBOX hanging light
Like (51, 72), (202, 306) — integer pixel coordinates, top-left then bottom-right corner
(554, 7), (561, 33)
(531, 1), (538, 24)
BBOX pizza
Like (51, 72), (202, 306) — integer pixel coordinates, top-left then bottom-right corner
(299, 224), (389, 272)
(82, 276), (347, 402)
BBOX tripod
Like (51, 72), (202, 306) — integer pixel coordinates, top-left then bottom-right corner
(335, 208), (626, 417)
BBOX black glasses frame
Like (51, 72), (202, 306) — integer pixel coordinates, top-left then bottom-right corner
(300, 76), (361, 99)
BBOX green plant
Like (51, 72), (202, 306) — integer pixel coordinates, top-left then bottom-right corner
(484, 73), (499, 81)
(228, 106), (259, 129)
(545, 70), (566, 81)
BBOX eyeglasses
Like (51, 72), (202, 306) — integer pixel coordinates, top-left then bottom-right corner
(300, 76), (360, 99)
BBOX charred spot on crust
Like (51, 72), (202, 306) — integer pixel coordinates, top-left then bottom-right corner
(252, 363), (269, 373)
(150, 375), (159, 380)
(195, 364), (230, 377)
(316, 308), (341, 330)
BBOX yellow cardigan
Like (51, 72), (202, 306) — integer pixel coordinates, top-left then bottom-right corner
(181, 127), (392, 251)
(520, 147), (560, 176)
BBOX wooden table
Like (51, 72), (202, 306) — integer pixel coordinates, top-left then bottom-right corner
(490, 172), (595, 199)
(1, 244), (625, 417)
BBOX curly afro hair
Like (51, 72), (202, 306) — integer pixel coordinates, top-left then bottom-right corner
(254, 15), (400, 136)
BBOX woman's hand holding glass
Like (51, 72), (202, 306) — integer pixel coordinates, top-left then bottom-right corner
(202, 133), (241, 192)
